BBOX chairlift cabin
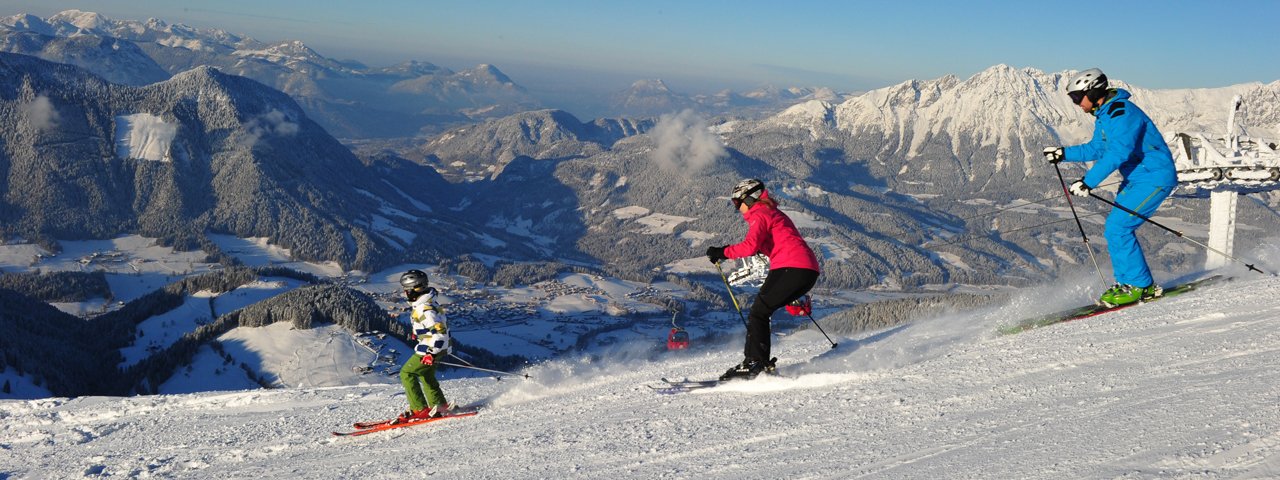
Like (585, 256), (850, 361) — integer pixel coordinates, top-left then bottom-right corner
(665, 310), (690, 350)
(667, 327), (690, 350)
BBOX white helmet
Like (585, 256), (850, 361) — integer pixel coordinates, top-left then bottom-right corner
(731, 178), (765, 207)
(1066, 68), (1108, 93)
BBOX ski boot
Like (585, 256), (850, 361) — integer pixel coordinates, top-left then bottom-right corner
(719, 357), (777, 381)
(391, 408), (431, 424)
(1101, 284), (1162, 307)
(1098, 284), (1122, 306)
(427, 402), (451, 418)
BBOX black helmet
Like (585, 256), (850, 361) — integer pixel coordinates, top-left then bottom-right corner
(731, 178), (765, 208)
(400, 269), (430, 300)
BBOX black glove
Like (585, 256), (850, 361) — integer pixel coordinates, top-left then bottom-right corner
(705, 245), (728, 264)
(1068, 180), (1091, 197)
(1043, 147), (1064, 164)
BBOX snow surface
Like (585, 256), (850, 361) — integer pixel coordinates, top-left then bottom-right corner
(114, 113), (177, 162)
(206, 234), (345, 277)
(118, 291), (217, 368)
(117, 278), (310, 369)
(0, 366), (51, 400)
(212, 323), (404, 390)
(4, 272), (1280, 478)
(0, 235), (220, 313)
(634, 213), (696, 235)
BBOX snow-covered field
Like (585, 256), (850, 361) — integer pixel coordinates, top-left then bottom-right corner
(4, 272), (1280, 478)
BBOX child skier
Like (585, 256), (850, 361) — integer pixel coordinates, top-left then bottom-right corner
(394, 269), (452, 423)
(706, 179), (821, 380)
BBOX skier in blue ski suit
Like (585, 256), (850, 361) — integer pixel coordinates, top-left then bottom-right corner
(1044, 68), (1177, 306)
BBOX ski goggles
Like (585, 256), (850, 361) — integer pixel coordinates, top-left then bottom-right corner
(1067, 91), (1087, 105)
(730, 193), (760, 209)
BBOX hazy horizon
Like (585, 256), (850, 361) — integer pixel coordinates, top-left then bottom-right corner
(3, 1), (1278, 98)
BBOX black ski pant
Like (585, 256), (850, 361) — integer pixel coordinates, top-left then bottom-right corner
(744, 267), (819, 363)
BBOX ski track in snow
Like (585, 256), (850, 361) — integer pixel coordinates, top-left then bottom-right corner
(4, 276), (1280, 478)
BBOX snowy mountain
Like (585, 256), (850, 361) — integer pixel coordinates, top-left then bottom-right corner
(608, 79), (699, 117)
(602, 79), (844, 118)
(417, 109), (654, 180)
(755, 64), (1280, 196)
(0, 10), (542, 137)
(2, 266), (1279, 477)
(0, 52), (535, 271)
(0, 30), (170, 85)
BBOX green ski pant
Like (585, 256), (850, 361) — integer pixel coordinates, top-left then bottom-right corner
(400, 354), (447, 412)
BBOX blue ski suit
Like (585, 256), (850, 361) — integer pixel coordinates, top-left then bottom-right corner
(1062, 88), (1177, 288)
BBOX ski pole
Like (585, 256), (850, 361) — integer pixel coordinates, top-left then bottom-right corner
(440, 355), (531, 379)
(1055, 163), (1110, 289)
(715, 261), (750, 328)
(804, 312), (837, 349)
(1087, 192), (1270, 275)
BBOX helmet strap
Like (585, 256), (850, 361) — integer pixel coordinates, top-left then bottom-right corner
(736, 184), (764, 207)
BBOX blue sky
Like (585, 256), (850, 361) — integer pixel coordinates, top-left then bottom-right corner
(3, 0), (1277, 94)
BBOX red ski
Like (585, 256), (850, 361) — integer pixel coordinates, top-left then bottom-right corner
(353, 419), (393, 429)
(334, 411), (478, 437)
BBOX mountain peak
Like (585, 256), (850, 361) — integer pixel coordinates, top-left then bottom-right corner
(465, 64), (513, 84)
(48, 9), (112, 31)
(628, 79), (672, 93)
(1, 13), (54, 36)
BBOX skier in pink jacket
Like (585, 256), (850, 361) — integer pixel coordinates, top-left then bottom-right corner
(706, 179), (821, 380)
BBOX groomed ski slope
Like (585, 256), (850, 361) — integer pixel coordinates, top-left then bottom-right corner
(4, 273), (1280, 479)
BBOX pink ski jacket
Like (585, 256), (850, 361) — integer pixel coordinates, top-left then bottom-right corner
(723, 192), (821, 272)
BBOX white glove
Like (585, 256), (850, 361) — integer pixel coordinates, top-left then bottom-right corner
(1043, 147), (1064, 164)
(1068, 180), (1091, 197)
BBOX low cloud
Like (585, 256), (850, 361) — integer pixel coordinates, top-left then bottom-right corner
(240, 109), (300, 149)
(20, 95), (60, 131)
(650, 109), (726, 176)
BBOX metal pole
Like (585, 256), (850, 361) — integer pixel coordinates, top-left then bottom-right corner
(1055, 163), (1110, 288)
(804, 312), (837, 349)
(1087, 192), (1269, 275)
(440, 355), (530, 379)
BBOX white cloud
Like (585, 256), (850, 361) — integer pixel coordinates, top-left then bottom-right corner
(649, 109), (726, 175)
(20, 95), (60, 131)
(240, 109), (300, 149)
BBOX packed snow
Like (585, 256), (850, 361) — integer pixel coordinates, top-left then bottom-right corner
(4, 269), (1280, 478)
